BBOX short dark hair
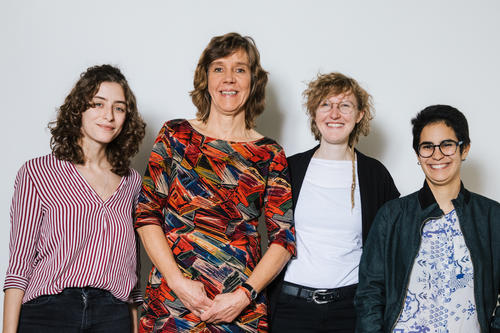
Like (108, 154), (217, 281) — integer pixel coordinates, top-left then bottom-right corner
(190, 32), (268, 129)
(411, 105), (470, 154)
(49, 64), (146, 176)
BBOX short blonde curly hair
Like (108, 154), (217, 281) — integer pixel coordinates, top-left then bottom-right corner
(303, 72), (374, 146)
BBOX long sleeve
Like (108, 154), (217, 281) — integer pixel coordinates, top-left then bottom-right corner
(354, 205), (389, 333)
(4, 164), (43, 291)
(135, 124), (173, 229)
(264, 147), (296, 257)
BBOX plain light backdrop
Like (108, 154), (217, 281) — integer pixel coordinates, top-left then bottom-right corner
(1, 0), (499, 322)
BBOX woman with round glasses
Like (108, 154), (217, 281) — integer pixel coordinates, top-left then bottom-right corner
(268, 72), (399, 332)
(355, 105), (500, 332)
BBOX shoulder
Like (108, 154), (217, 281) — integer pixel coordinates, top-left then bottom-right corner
(21, 154), (67, 177)
(287, 146), (318, 167)
(124, 168), (143, 191)
(376, 190), (419, 220)
(126, 168), (142, 182)
(468, 191), (500, 210)
(14, 154), (69, 190)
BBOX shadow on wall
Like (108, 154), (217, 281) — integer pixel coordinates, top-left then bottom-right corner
(461, 158), (483, 193)
(356, 120), (388, 160)
(256, 84), (285, 144)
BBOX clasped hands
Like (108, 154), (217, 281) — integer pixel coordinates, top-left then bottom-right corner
(171, 277), (251, 324)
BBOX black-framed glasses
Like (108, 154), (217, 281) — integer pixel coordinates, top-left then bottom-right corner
(317, 100), (357, 114)
(417, 139), (463, 158)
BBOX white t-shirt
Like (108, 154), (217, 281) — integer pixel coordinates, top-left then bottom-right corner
(284, 158), (362, 288)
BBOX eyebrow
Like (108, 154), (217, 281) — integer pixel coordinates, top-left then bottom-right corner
(210, 61), (249, 67)
(419, 139), (454, 144)
(93, 96), (127, 105)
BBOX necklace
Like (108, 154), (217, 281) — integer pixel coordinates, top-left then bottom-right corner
(350, 147), (356, 210)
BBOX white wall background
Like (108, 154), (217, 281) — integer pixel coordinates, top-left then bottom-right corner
(1, 0), (499, 322)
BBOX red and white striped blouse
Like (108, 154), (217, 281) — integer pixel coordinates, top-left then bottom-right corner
(4, 154), (142, 303)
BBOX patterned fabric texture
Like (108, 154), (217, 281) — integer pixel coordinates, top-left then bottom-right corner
(136, 119), (296, 332)
(393, 210), (480, 333)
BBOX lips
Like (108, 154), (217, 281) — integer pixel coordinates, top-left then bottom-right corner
(98, 124), (115, 131)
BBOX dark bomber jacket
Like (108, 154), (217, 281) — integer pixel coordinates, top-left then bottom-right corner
(355, 181), (500, 333)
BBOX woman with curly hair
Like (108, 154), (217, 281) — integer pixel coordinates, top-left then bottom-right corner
(135, 32), (296, 332)
(3, 64), (146, 333)
(268, 72), (399, 332)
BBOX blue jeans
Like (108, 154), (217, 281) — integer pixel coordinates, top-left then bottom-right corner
(18, 287), (131, 333)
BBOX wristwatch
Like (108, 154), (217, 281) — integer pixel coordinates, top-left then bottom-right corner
(240, 282), (258, 301)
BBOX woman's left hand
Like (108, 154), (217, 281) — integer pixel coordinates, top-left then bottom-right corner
(199, 288), (250, 324)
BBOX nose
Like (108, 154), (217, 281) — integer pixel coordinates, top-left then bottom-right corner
(103, 105), (114, 121)
(223, 70), (235, 83)
(431, 146), (444, 160)
(328, 104), (342, 118)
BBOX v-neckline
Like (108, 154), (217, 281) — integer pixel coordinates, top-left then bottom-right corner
(69, 162), (125, 203)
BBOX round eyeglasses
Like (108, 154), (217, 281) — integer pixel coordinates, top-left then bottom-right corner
(417, 139), (463, 158)
(317, 100), (357, 114)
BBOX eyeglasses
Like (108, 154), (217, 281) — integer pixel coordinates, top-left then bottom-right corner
(417, 139), (463, 158)
(317, 100), (357, 114)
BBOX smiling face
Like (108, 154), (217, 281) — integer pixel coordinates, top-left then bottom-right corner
(417, 121), (469, 189)
(80, 81), (127, 148)
(315, 92), (364, 146)
(207, 49), (251, 118)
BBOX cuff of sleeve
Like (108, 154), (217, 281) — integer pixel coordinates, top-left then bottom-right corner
(128, 288), (143, 304)
(269, 237), (296, 258)
(134, 215), (164, 230)
(3, 275), (29, 291)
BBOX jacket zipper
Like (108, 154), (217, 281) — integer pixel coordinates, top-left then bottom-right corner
(455, 208), (484, 333)
(389, 214), (443, 332)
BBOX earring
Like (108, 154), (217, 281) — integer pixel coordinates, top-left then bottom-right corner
(417, 161), (421, 165)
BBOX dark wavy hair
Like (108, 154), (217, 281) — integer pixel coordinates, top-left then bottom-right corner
(411, 104), (470, 154)
(49, 64), (146, 176)
(190, 32), (268, 129)
(303, 72), (374, 147)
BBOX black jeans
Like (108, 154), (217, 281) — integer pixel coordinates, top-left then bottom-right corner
(18, 287), (131, 333)
(271, 284), (356, 333)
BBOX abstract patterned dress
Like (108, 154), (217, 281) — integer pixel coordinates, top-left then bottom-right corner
(135, 119), (296, 332)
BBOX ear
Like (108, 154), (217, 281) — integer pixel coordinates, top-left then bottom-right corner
(356, 110), (365, 124)
(461, 143), (471, 161)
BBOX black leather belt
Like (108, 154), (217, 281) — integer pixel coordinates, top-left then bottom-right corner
(281, 282), (357, 304)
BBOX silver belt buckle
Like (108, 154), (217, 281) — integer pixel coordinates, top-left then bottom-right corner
(311, 289), (329, 304)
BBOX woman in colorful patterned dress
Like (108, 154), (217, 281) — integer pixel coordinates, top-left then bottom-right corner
(3, 64), (146, 332)
(135, 32), (296, 332)
(355, 105), (500, 332)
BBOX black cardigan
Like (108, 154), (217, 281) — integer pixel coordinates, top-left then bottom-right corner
(267, 145), (400, 326)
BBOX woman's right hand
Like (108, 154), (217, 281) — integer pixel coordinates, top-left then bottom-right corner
(170, 276), (213, 318)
